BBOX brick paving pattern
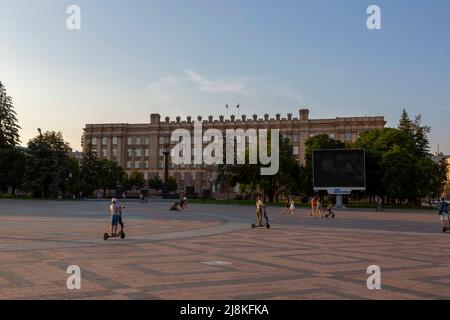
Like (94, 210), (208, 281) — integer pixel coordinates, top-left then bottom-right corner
(0, 199), (449, 299)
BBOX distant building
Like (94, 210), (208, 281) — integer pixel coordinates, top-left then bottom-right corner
(82, 108), (385, 193)
(433, 153), (450, 198)
(71, 151), (83, 161)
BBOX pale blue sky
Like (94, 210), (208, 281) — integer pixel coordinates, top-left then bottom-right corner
(1, 0), (449, 152)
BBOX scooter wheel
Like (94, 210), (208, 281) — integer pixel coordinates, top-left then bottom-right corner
(251, 223), (256, 228)
(120, 232), (125, 239)
(266, 224), (270, 229)
(103, 233), (109, 240)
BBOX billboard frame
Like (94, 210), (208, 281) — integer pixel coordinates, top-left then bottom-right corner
(312, 149), (366, 193)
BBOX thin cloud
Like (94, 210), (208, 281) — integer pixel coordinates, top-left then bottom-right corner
(147, 69), (303, 106)
(184, 69), (253, 95)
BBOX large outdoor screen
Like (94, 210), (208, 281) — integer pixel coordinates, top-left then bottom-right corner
(313, 149), (366, 190)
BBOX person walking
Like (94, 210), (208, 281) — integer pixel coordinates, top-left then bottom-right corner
(376, 197), (384, 212)
(438, 198), (449, 233)
(289, 197), (296, 215)
(282, 196), (290, 215)
(313, 198), (324, 218)
(310, 197), (316, 216)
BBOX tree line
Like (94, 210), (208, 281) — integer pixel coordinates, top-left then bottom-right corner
(1, 80), (448, 202)
(217, 109), (448, 204)
(0, 81), (177, 198)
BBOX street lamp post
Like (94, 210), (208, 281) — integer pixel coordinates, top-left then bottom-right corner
(162, 142), (170, 198)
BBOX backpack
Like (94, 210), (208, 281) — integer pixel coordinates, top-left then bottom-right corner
(438, 202), (448, 214)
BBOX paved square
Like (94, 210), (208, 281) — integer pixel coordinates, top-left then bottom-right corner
(0, 199), (449, 299)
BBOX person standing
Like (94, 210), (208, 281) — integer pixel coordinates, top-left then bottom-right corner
(438, 198), (449, 233)
(256, 196), (263, 226)
(109, 198), (121, 236)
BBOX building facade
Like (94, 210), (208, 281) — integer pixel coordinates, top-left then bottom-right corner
(82, 109), (385, 194)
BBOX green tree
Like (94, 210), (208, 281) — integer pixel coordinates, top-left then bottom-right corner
(0, 81), (23, 194)
(216, 133), (301, 202)
(398, 108), (414, 136)
(0, 81), (20, 148)
(97, 158), (125, 197)
(79, 145), (99, 194)
(148, 175), (163, 190)
(127, 170), (145, 190)
(23, 130), (74, 198)
(0, 147), (25, 194)
(167, 176), (178, 192)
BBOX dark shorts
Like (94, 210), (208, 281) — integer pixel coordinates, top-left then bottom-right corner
(111, 215), (120, 226)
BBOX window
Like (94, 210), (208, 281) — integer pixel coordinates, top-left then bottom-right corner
(180, 185), (185, 191)
(180, 173), (184, 180)
(159, 136), (165, 144)
(144, 161), (149, 169)
(112, 137), (118, 145)
(102, 137), (107, 145)
(144, 137), (149, 145)
(159, 161), (164, 169)
(135, 149), (142, 157)
(101, 149), (107, 157)
(293, 135), (299, 143)
(127, 149), (132, 157)
(135, 161), (141, 169)
(144, 149), (149, 157)
(144, 172), (149, 180)
(329, 133), (336, 140)
(91, 137), (97, 145)
(345, 132), (352, 141)
(293, 146), (299, 155)
(127, 161), (131, 169)
(136, 137), (141, 145)
(127, 137), (133, 145)
(202, 173), (206, 180)
(159, 149), (164, 157)
(112, 149), (117, 157)
(191, 173), (196, 180)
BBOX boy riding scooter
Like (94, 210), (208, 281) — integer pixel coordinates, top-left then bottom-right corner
(104, 198), (125, 240)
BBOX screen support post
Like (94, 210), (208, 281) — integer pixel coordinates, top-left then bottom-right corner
(326, 188), (352, 209)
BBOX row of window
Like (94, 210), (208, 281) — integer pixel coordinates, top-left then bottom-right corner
(89, 132), (354, 148)
(127, 148), (150, 157)
(138, 172), (214, 181)
(126, 161), (149, 169)
(90, 136), (151, 146)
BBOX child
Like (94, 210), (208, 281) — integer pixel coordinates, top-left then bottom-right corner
(325, 203), (335, 218)
(109, 198), (121, 235)
(289, 198), (296, 215)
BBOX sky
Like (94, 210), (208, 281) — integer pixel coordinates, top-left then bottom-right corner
(0, 0), (449, 152)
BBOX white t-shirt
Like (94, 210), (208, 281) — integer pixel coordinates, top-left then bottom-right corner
(110, 203), (121, 216)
